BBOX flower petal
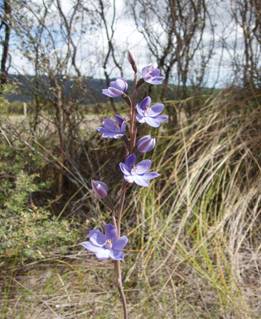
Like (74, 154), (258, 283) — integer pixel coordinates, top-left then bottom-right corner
(132, 175), (150, 187)
(142, 172), (160, 180)
(119, 163), (131, 176)
(146, 76), (164, 85)
(104, 87), (123, 97)
(105, 224), (118, 241)
(102, 89), (115, 97)
(144, 117), (162, 128)
(113, 236), (128, 250)
(134, 160), (152, 174)
(123, 174), (134, 184)
(124, 154), (136, 170)
(142, 65), (153, 79)
(112, 78), (128, 92)
(120, 121), (126, 133)
(109, 250), (124, 261)
(148, 103), (164, 116)
(136, 103), (145, 116)
(103, 118), (117, 130)
(91, 180), (108, 199)
(136, 113), (146, 123)
(137, 135), (156, 153)
(97, 130), (124, 139)
(97, 116), (126, 139)
(138, 96), (151, 111)
(81, 241), (101, 253)
(95, 248), (111, 260)
(115, 113), (125, 126)
(142, 65), (164, 85)
(88, 229), (106, 246)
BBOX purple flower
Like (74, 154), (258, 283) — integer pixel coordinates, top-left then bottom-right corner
(102, 78), (128, 97)
(137, 135), (156, 153)
(119, 154), (160, 187)
(136, 96), (168, 128)
(81, 224), (128, 261)
(91, 180), (108, 199)
(97, 114), (126, 139)
(142, 65), (164, 85)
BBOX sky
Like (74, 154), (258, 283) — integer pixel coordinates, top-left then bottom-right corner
(6, 0), (260, 88)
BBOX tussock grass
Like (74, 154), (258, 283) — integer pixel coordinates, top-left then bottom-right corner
(1, 89), (260, 318)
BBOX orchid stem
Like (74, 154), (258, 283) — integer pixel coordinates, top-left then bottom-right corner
(113, 73), (138, 319)
(114, 183), (128, 318)
(114, 260), (128, 319)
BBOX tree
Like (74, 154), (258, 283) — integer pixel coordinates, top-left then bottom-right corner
(11, 0), (96, 193)
(0, 0), (11, 85)
(230, 0), (261, 88)
(129, 0), (210, 99)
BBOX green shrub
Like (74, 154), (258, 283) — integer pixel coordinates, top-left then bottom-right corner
(0, 170), (79, 264)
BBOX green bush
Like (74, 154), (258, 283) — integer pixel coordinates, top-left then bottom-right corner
(0, 168), (79, 263)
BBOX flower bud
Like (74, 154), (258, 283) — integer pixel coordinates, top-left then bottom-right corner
(91, 180), (108, 199)
(128, 51), (137, 74)
(137, 135), (156, 153)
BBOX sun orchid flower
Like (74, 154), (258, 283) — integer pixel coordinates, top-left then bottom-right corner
(81, 224), (128, 261)
(142, 65), (164, 85)
(137, 135), (156, 153)
(119, 154), (159, 187)
(97, 114), (126, 139)
(91, 180), (108, 199)
(136, 96), (168, 128)
(102, 78), (128, 97)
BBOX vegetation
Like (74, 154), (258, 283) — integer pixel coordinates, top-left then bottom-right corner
(0, 88), (260, 318)
(0, 0), (260, 318)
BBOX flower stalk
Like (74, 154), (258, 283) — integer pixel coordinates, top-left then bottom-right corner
(81, 55), (167, 319)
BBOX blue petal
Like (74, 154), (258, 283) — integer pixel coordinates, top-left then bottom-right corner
(146, 76), (164, 85)
(123, 175), (135, 184)
(134, 160), (152, 174)
(142, 172), (160, 180)
(147, 115), (168, 127)
(109, 250), (125, 261)
(136, 113), (146, 123)
(144, 117), (162, 128)
(136, 103), (145, 116)
(113, 236), (128, 250)
(119, 163), (131, 176)
(124, 154), (136, 169)
(137, 135), (156, 153)
(95, 248), (111, 260)
(100, 131), (125, 139)
(88, 229), (106, 246)
(91, 180), (108, 199)
(105, 224), (118, 241)
(120, 121), (126, 134)
(106, 87), (123, 97)
(142, 65), (153, 79)
(148, 103), (164, 116)
(132, 175), (150, 187)
(115, 113), (125, 126)
(81, 241), (95, 251)
(138, 96), (151, 111)
(103, 118), (117, 130)
(113, 78), (128, 92)
(102, 89), (115, 97)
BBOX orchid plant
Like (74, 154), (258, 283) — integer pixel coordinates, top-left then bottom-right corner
(81, 53), (168, 319)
